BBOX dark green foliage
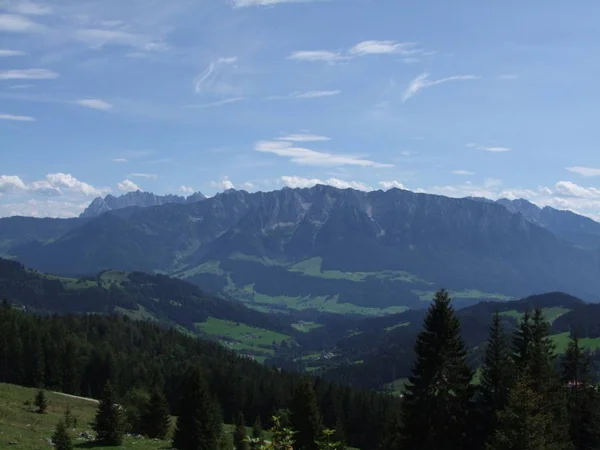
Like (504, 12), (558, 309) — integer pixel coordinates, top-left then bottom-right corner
(93, 381), (125, 446)
(172, 366), (223, 450)
(142, 388), (172, 439)
(122, 387), (150, 434)
(562, 333), (600, 450)
(290, 377), (322, 450)
(400, 289), (474, 450)
(34, 389), (47, 413)
(252, 415), (263, 440)
(479, 311), (514, 444)
(52, 419), (73, 450)
(64, 404), (76, 428)
(233, 412), (249, 450)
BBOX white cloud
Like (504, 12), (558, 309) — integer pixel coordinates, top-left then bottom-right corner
(0, 1), (53, 15)
(270, 90), (341, 100)
(0, 13), (44, 32)
(0, 49), (25, 56)
(194, 57), (238, 94)
(179, 185), (195, 195)
(467, 143), (511, 152)
(217, 56), (238, 64)
(186, 97), (245, 108)
(0, 68), (59, 80)
(111, 158), (128, 163)
(0, 113), (35, 121)
(277, 133), (331, 142)
(0, 199), (89, 219)
(46, 173), (109, 196)
(127, 173), (157, 180)
(9, 84), (34, 89)
(117, 179), (141, 192)
(75, 29), (169, 52)
(554, 181), (600, 198)
(287, 50), (345, 64)
(232, 0), (304, 6)
(75, 99), (113, 111)
(452, 170), (474, 175)
(240, 182), (255, 190)
(0, 175), (28, 193)
(349, 40), (418, 56)
(210, 177), (235, 190)
(566, 166), (600, 177)
(280, 176), (372, 191)
(379, 180), (405, 190)
(402, 72), (480, 101)
(256, 140), (392, 168)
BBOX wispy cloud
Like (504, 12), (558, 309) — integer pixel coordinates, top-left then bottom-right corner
(232, 0), (308, 8)
(277, 133), (331, 142)
(194, 57), (238, 94)
(379, 180), (405, 190)
(75, 29), (169, 52)
(566, 166), (600, 177)
(0, 68), (58, 80)
(255, 140), (393, 168)
(0, 49), (25, 57)
(0, 13), (44, 32)
(1, 1), (53, 15)
(452, 170), (474, 175)
(269, 90), (341, 100)
(349, 40), (419, 56)
(127, 173), (157, 180)
(179, 185), (195, 195)
(75, 99), (113, 111)
(111, 158), (128, 163)
(0, 113), (35, 121)
(186, 97), (245, 108)
(403, 73), (480, 101)
(287, 50), (345, 64)
(466, 143), (511, 153)
(117, 179), (141, 192)
(281, 175), (373, 191)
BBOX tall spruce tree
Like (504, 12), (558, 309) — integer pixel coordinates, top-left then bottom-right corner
(52, 419), (74, 450)
(233, 411), (249, 450)
(93, 380), (125, 446)
(479, 311), (514, 444)
(172, 366), (223, 450)
(400, 289), (474, 450)
(35, 389), (48, 414)
(290, 377), (322, 450)
(562, 333), (600, 450)
(252, 415), (263, 440)
(142, 388), (171, 440)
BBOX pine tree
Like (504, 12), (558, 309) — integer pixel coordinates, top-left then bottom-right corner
(400, 289), (474, 450)
(252, 415), (263, 440)
(512, 309), (533, 375)
(52, 419), (74, 450)
(64, 404), (76, 428)
(35, 389), (48, 414)
(142, 388), (171, 440)
(479, 311), (514, 444)
(233, 411), (249, 450)
(172, 366), (223, 450)
(93, 380), (125, 446)
(562, 333), (600, 450)
(290, 377), (322, 450)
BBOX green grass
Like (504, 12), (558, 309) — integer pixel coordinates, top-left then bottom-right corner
(384, 322), (410, 332)
(99, 270), (129, 287)
(177, 260), (225, 278)
(414, 289), (513, 302)
(383, 378), (409, 395)
(0, 383), (170, 449)
(550, 332), (600, 354)
(292, 321), (323, 332)
(114, 304), (159, 322)
(500, 307), (572, 324)
(195, 318), (291, 357)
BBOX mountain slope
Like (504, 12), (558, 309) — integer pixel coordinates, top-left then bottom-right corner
(80, 189), (207, 218)
(4, 186), (600, 312)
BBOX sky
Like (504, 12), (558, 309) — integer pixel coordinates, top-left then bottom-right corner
(2, 0), (600, 219)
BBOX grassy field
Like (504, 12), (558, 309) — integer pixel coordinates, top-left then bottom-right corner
(0, 383), (171, 449)
(292, 321), (323, 332)
(414, 289), (513, 302)
(550, 332), (600, 354)
(500, 307), (572, 324)
(384, 322), (410, 332)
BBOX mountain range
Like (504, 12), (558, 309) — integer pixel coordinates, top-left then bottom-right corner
(2, 186), (600, 314)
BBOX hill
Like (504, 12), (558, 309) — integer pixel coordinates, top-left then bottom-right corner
(0, 258), (295, 361)
(2, 186), (600, 315)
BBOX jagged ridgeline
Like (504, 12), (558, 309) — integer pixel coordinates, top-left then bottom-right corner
(2, 186), (600, 315)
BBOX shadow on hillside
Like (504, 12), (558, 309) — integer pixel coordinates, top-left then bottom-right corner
(74, 441), (172, 449)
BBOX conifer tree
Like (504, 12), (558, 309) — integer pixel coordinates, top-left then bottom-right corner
(400, 289), (474, 450)
(52, 419), (74, 450)
(252, 415), (263, 440)
(479, 311), (514, 444)
(172, 366), (223, 450)
(233, 411), (249, 450)
(562, 333), (600, 450)
(290, 377), (322, 450)
(512, 309), (533, 375)
(64, 404), (76, 428)
(35, 389), (48, 414)
(142, 388), (171, 440)
(93, 380), (125, 446)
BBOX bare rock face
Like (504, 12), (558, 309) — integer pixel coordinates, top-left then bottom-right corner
(80, 190), (206, 218)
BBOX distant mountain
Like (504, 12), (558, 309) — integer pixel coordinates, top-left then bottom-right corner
(3, 186), (600, 314)
(80, 190), (206, 218)
(496, 198), (600, 249)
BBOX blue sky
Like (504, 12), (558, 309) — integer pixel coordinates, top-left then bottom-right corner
(2, 0), (600, 219)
